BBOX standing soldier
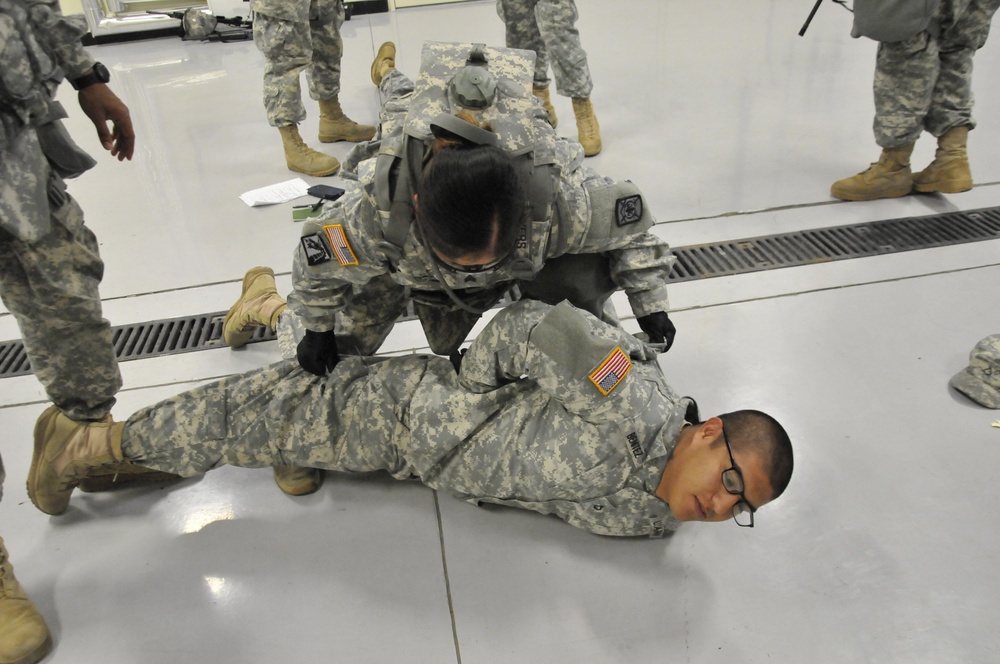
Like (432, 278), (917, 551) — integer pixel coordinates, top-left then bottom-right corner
(252, 0), (375, 176)
(831, 0), (1000, 201)
(0, 0), (173, 661)
(496, 0), (602, 156)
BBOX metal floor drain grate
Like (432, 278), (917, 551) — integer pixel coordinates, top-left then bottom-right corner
(0, 294), (520, 379)
(2, 206), (998, 379)
(668, 206), (1000, 282)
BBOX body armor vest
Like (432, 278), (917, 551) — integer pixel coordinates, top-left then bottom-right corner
(372, 41), (559, 284)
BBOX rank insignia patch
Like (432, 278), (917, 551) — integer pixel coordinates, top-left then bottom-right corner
(323, 224), (359, 266)
(300, 233), (331, 266)
(589, 346), (632, 395)
(615, 194), (643, 226)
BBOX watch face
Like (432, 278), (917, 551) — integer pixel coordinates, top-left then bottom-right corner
(93, 62), (110, 83)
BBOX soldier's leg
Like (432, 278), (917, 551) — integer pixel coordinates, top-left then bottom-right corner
(830, 32), (937, 200)
(310, 0), (374, 143)
(534, 0), (592, 99)
(534, 0), (599, 153)
(255, 11), (340, 175)
(873, 32), (940, 148)
(254, 11), (311, 127)
(498, 0), (550, 88)
(913, 0), (1000, 192)
(122, 360), (341, 476)
(1, 441), (53, 664)
(924, 0), (1000, 135)
(306, 0), (344, 102)
(0, 197), (120, 421)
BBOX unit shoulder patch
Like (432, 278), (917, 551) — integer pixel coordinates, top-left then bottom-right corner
(300, 233), (332, 266)
(589, 346), (632, 395)
(323, 224), (359, 266)
(615, 194), (643, 227)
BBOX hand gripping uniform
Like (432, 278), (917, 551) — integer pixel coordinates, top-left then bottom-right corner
(123, 300), (691, 537)
(287, 42), (675, 355)
(0, 0), (122, 420)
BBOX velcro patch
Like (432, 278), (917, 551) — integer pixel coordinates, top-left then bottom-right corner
(589, 346), (632, 395)
(615, 194), (643, 227)
(300, 233), (332, 266)
(323, 224), (359, 266)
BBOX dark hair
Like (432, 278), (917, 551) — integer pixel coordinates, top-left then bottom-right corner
(717, 410), (793, 501)
(415, 114), (526, 260)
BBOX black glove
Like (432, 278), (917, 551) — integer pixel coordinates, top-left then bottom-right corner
(296, 329), (341, 376)
(637, 312), (676, 352)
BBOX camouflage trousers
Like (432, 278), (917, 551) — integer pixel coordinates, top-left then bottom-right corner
(496, 0), (593, 98)
(874, 0), (1000, 147)
(253, 0), (345, 127)
(0, 196), (120, 420)
(120, 356), (422, 478)
(341, 68), (414, 175)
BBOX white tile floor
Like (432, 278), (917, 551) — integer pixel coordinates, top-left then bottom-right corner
(2, 0), (999, 661)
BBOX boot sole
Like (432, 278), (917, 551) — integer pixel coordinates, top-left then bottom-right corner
(318, 131), (377, 144)
(10, 631), (53, 664)
(913, 181), (973, 194)
(26, 406), (64, 515)
(286, 163), (340, 177)
(223, 267), (275, 348)
(830, 186), (913, 202)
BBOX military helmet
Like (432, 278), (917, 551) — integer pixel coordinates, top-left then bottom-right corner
(448, 45), (498, 109)
(182, 8), (218, 39)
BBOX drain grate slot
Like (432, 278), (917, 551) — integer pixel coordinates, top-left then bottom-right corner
(2, 206), (999, 378)
(668, 205), (1000, 282)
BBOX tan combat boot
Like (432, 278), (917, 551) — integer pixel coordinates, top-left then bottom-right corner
(830, 143), (915, 201)
(278, 125), (340, 177)
(371, 41), (396, 86)
(572, 97), (602, 157)
(0, 537), (52, 664)
(532, 85), (558, 128)
(913, 126), (973, 194)
(27, 406), (126, 516)
(273, 466), (324, 496)
(77, 463), (182, 493)
(318, 96), (376, 143)
(74, 413), (181, 492)
(223, 266), (288, 348)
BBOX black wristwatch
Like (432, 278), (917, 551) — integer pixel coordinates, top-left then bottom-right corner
(70, 62), (110, 91)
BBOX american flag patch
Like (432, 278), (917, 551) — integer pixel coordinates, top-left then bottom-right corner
(589, 347), (632, 395)
(323, 224), (359, 266)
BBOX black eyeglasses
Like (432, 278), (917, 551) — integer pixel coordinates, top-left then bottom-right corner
(721, 426), (757, 528)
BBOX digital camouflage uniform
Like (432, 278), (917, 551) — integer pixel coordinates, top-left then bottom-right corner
(288, 43), (673, 355)
(123, 300), (689, 537)
(251, 0), (345, 126)
(0, 0), (121, 421)
(873, 0), (1000, 147)
(496, 0), (593, 98)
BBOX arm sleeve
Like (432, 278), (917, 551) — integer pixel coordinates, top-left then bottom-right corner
(547, 143), (675, 317)
(24, 0), (94, 79)
(286, 185), (391, 333)
(459, 300), (658, 422)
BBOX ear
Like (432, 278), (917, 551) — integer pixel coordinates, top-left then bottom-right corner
(697, 416), (724, 447)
